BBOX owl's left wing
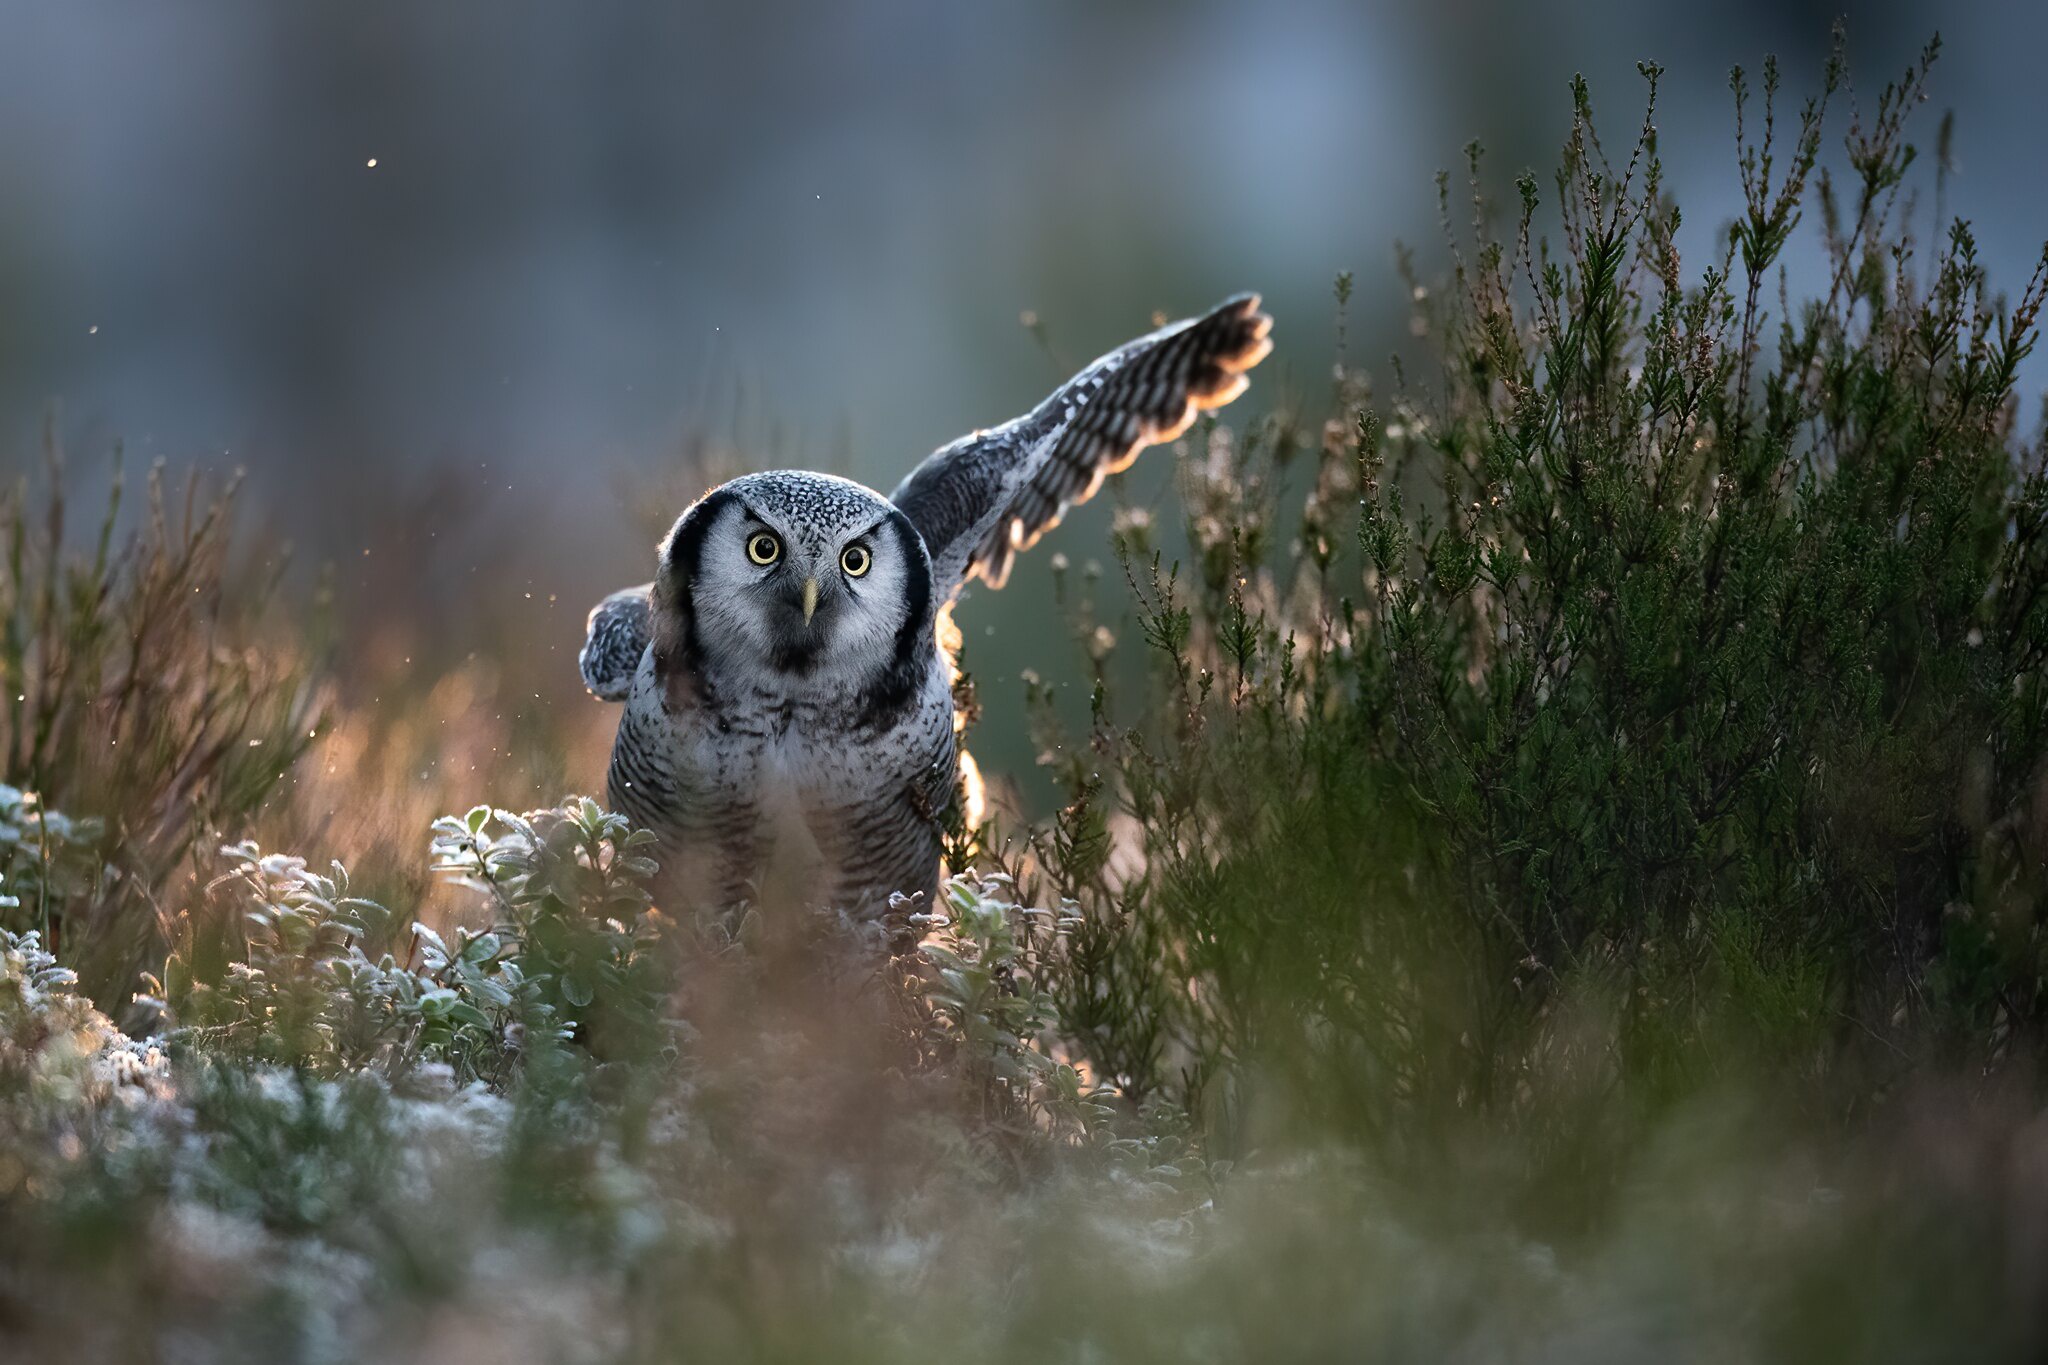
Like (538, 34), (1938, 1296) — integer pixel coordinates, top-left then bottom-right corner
(891, 293), (1272, 602)
(580, 583), (653, 701)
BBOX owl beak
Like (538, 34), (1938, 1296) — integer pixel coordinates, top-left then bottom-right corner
(801, 576), (820, 625)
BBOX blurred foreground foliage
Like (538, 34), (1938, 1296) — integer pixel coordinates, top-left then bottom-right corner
(4, 32), (2048, 1364)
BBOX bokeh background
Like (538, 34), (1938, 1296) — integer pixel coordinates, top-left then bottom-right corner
(3, 0), (2044, 816)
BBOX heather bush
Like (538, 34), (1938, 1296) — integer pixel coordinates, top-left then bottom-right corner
(1016, 35), (2048, 1174)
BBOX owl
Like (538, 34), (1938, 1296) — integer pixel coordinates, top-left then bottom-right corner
(580, 294), (1273, 916)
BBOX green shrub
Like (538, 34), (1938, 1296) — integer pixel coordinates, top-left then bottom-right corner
(1018, 33), (2048, 1166)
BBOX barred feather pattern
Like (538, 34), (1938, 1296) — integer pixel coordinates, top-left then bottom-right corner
(580, 584), (653, 701)
(604, 606), (957, 914)
(892, 293), (1273, 598)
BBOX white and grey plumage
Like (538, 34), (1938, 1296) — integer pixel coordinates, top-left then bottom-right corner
(581, 294), (1273, 915)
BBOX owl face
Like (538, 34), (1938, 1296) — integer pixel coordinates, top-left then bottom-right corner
(654, 471), (931, 695)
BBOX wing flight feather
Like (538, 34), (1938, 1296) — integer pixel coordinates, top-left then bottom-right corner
(891, 293), (1273, 600)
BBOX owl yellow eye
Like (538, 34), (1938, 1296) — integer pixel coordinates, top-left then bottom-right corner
(745, 532), (782, 566)
(840, 544), (872, 578)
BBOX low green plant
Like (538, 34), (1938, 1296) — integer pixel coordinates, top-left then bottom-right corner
(430, 798), (670, 1060)
(907, 874), (1115, 1140)
(162, 799), (668, 1083)
(0, 782), (101, 943)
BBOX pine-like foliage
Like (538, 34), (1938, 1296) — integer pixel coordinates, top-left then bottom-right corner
(1019, 35), (2048, 1160)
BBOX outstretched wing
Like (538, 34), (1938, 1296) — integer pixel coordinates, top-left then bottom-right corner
(891, 293), (1273, 601)
(580, 583), (653, 701)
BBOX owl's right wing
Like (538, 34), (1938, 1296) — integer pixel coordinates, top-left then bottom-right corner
(580, 583), (653, 701)
(890, 293), (1272, 603)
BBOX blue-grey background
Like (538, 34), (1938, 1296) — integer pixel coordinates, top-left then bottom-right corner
(2, 0), (2042, 807)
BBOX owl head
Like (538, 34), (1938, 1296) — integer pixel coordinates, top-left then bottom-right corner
(651, 471), (933, 699)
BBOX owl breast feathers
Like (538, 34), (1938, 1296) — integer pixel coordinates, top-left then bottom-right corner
(581, 294), (1273, 917)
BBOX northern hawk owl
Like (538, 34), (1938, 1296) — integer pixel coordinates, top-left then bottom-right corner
(581, 294), (1273, 915)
